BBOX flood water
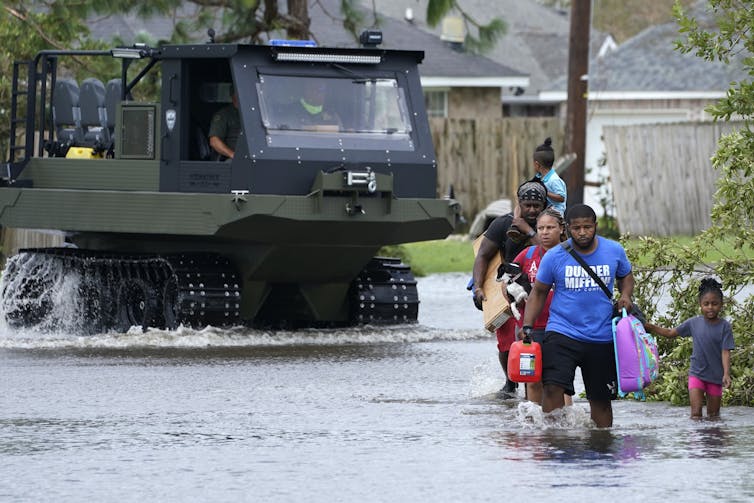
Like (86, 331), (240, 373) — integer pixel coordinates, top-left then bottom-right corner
(2, 273), (753, 502)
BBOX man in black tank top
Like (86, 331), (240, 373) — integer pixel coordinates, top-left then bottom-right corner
(472, 180), (548, 398)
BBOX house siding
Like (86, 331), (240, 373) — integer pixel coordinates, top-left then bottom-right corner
(589, 98), (716, 121)
(554, 98), (717, 121)
(556, 96), (721, 213)
(448, 88), (502, 118)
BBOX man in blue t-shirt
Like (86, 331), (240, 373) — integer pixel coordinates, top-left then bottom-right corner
(521, 204), (635, 427)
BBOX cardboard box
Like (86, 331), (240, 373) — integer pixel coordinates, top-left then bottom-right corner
(472, 236), (512, 332)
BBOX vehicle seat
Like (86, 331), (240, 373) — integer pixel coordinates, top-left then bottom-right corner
(104, 78), (122, 145)
(192, 123), (219, 161)
(79, 77), (109, 150)
(52, 78), (83, 150)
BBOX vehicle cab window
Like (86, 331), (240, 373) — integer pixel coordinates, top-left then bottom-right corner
(256, 74), (414, 151)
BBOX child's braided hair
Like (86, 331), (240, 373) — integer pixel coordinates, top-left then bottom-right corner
(698, 277), (723, 301)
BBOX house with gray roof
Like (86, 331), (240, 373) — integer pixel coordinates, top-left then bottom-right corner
(363, 0), (615, 116)
(310, 0), (527, 119)
(540, 5), (748, 208)
(88, 0), (528, 119)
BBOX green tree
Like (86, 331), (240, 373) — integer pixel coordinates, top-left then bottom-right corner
(0, 2), (120, 159)
(424, 0), (506, 53)
(628, 0), (754, 406)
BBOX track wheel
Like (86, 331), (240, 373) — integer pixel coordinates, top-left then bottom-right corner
(162, 276), (180, 330)
(116, 278), (159, 332)
(79, 283), (103, 335)
(97, 287), (120, 332)
(2, 267), (54, 328)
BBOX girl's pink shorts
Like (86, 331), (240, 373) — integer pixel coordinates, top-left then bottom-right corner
(688, 375), (723, 397)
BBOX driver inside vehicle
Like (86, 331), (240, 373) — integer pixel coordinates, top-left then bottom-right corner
(286, 80), (341, 130)
(208, 86), (240, 160)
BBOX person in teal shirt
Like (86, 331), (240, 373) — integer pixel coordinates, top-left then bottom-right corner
(533, 137), (567, 215)
(507, 137), (567, 242)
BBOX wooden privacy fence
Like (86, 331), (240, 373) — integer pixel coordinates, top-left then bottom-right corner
(603, 121), (738, 236)
(1, 228), (64, 258)
(430, 117), (565, 225)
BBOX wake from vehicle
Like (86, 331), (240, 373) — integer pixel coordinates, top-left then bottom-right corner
(0, 252), (92, 333)
(0, 323), (488, 350)
(0, 259), (487, 349)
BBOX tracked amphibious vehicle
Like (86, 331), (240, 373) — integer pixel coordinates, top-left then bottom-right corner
(0, 37), (459, 331)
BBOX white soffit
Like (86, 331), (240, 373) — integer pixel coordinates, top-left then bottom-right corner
(421, 76), (530, 88)
(539, 90), (727, 101)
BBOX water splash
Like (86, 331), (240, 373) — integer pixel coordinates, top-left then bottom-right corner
(468, 358), (506, 397)
(0, 252), (94, 334)
(0, 263), (491, 348)
(0, 320), (488, 350)
(517, 400), (594, 429)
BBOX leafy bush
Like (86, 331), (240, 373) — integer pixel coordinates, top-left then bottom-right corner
(627, 238), (754, 406)
(624, 1), (754, 407)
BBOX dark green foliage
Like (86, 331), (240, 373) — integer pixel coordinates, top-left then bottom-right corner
(464, 18), (507, 54)
(426, 0), (456, 27)
(598, 215), (620, 240)
(425, 0), (506, 54)
(623, 2), (754, 407)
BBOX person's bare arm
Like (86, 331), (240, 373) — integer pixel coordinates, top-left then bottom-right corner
(510, 206), (540, 245)
(511, 214), (535, 237)
(615, 271), (635, 312)
(548, 191), (564, 202)
(643, 322), (679, 338)
(472, 236), (499, 305)
(521, 280), (549, 328)
(722, 349), (731, 388)
(209, 136), (234, 159)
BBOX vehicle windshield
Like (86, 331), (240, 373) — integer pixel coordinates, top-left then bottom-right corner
(256, 74), (414, 151)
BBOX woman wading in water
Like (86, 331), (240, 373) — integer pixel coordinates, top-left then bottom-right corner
(512, 207), (572, 405)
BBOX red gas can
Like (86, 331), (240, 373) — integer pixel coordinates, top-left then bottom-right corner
(507, 336), (542, 383)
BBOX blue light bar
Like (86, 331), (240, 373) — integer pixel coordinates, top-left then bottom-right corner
(273, 52), (382, 64)
(269, 39), (317, 47)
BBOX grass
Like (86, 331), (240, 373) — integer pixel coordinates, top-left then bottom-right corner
(399, 234), (754, 276)
(402, 238), (475, 276)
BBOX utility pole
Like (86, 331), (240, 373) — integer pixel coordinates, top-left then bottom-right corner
(287, 0), (311, 39)
(564, 0), (591, 207)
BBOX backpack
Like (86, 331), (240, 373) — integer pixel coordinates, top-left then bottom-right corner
(612, 308), (659, 400)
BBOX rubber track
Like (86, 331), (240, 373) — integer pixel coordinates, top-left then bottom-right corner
(351, 256), (419, 324)
(163, 254), (241, 328)
(10, 248), (241, 330)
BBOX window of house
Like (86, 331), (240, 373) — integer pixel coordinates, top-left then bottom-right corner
(503, 103), (557, 117)
(425, 90), (448, 118)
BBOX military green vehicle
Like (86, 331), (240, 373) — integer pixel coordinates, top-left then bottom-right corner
(0, 36), (460, 332)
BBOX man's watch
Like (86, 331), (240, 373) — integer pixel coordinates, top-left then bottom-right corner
(526, 229), (536, 238)
(522, 325), (533, 335)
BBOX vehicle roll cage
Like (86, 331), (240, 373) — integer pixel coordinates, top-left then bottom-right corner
(5, 46), (159, 182)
